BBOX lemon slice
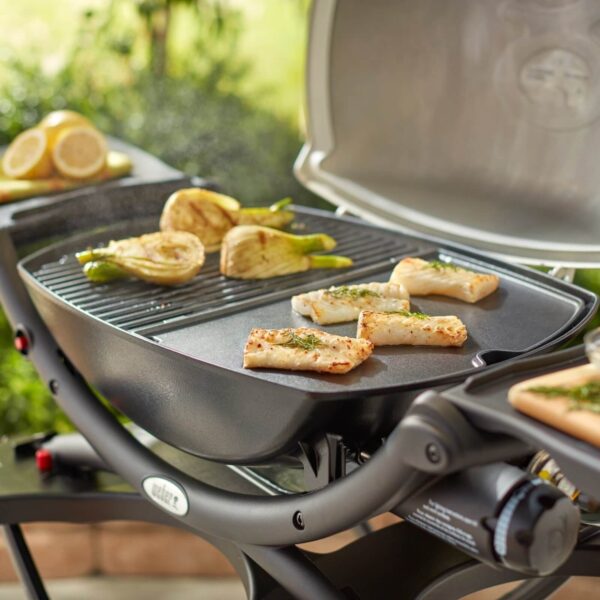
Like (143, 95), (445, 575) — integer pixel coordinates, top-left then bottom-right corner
(1, 128), (53, 179)
(52, 126), (108, 179)
(39, 110), (92, 149)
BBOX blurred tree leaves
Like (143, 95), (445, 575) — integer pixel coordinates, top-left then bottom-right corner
(0, 311), (72, 435)
(0, 0), (326, 435)
(0, 0), (323, 205)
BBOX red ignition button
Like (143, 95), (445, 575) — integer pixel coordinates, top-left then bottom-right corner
(14, 331), (30, 355)
(35, 449), (53, 473)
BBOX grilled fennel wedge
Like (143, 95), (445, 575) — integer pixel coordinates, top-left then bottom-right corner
(237, 197), (295, 228)
(77, 231), (205, 286)
(160, 188), (294, 252)
(220, 225), (353, 279)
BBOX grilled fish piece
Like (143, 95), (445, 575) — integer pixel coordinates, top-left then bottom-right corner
(243, 327), (373, 374)
(390, 258), (499, 303)
(291, 282), (409, 325)
(357, 310), (468, 347)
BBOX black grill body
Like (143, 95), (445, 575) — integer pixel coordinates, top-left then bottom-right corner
(17, 187), (597, 463)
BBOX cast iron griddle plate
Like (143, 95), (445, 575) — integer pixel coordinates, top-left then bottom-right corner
(443, 346), (600, 499)
(157, 267), (580, 397)
(20, 207), (588, 398)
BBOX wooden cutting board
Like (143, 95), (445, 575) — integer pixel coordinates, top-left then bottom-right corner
(509, 363), (600, 448)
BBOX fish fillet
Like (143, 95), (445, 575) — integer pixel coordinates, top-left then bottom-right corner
(390, 258), (499, 303)
(291, 282), (409, 325)
(357, 310), (467, 347)
(243, 327), (374, 374)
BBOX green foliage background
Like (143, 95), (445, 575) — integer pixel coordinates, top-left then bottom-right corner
(0, 0), (323, 435)
(0, 312), (72, 435)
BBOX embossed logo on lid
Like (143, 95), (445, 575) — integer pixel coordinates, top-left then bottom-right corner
(142, 476), (189, 516)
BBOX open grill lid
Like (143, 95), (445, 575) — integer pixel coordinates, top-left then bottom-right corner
(296, 0), (600, 267)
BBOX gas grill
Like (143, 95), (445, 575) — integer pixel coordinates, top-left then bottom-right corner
(16, 201), (594, 464)
(3, 1), (600, 599)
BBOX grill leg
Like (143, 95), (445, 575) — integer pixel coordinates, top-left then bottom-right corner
(3, 524), (49, 600)
(242, 544), (345, 600)
(498, 577), (570, 600)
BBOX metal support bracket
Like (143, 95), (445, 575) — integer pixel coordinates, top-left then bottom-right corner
(397, 391), (529, 474)
(3, 524), (49, 600)
(549, 266), (576, 284)
(298, 433), (346, 490)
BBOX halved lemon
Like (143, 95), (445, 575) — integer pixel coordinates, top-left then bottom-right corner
(1, 128), (53, 179)
(39, 110), (92, 149)
(52, 126), (108, 180)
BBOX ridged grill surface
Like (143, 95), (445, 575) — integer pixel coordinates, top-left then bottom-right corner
(27, 212), (417, 337)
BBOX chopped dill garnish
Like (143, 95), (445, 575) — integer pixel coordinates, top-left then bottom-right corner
(429, 260), (460, 271)
(528, 382), (600, 413)
(277, 332), (324, 351)
(386, 309), (429, 319)
(326, 286), (381, 299)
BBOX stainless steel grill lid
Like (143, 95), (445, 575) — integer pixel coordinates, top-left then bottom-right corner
(296, 0), (600, 267)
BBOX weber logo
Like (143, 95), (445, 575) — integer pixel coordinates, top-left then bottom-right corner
(142, 477), (189, 516)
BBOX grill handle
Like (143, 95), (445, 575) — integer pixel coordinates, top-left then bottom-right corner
(0, 229), (436, 545)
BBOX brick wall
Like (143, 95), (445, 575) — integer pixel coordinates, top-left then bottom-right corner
(0, 514), (400, 581)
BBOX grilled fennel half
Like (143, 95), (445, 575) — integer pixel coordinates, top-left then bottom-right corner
(160, 188), (294, 252)
(77, 231), (205, 286)
(220, 225), (353, 279)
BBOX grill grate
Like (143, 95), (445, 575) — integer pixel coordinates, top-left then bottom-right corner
(28, 211), (417, 337)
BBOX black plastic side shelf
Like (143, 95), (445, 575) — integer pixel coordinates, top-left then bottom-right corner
(441, 345), (600, 499)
